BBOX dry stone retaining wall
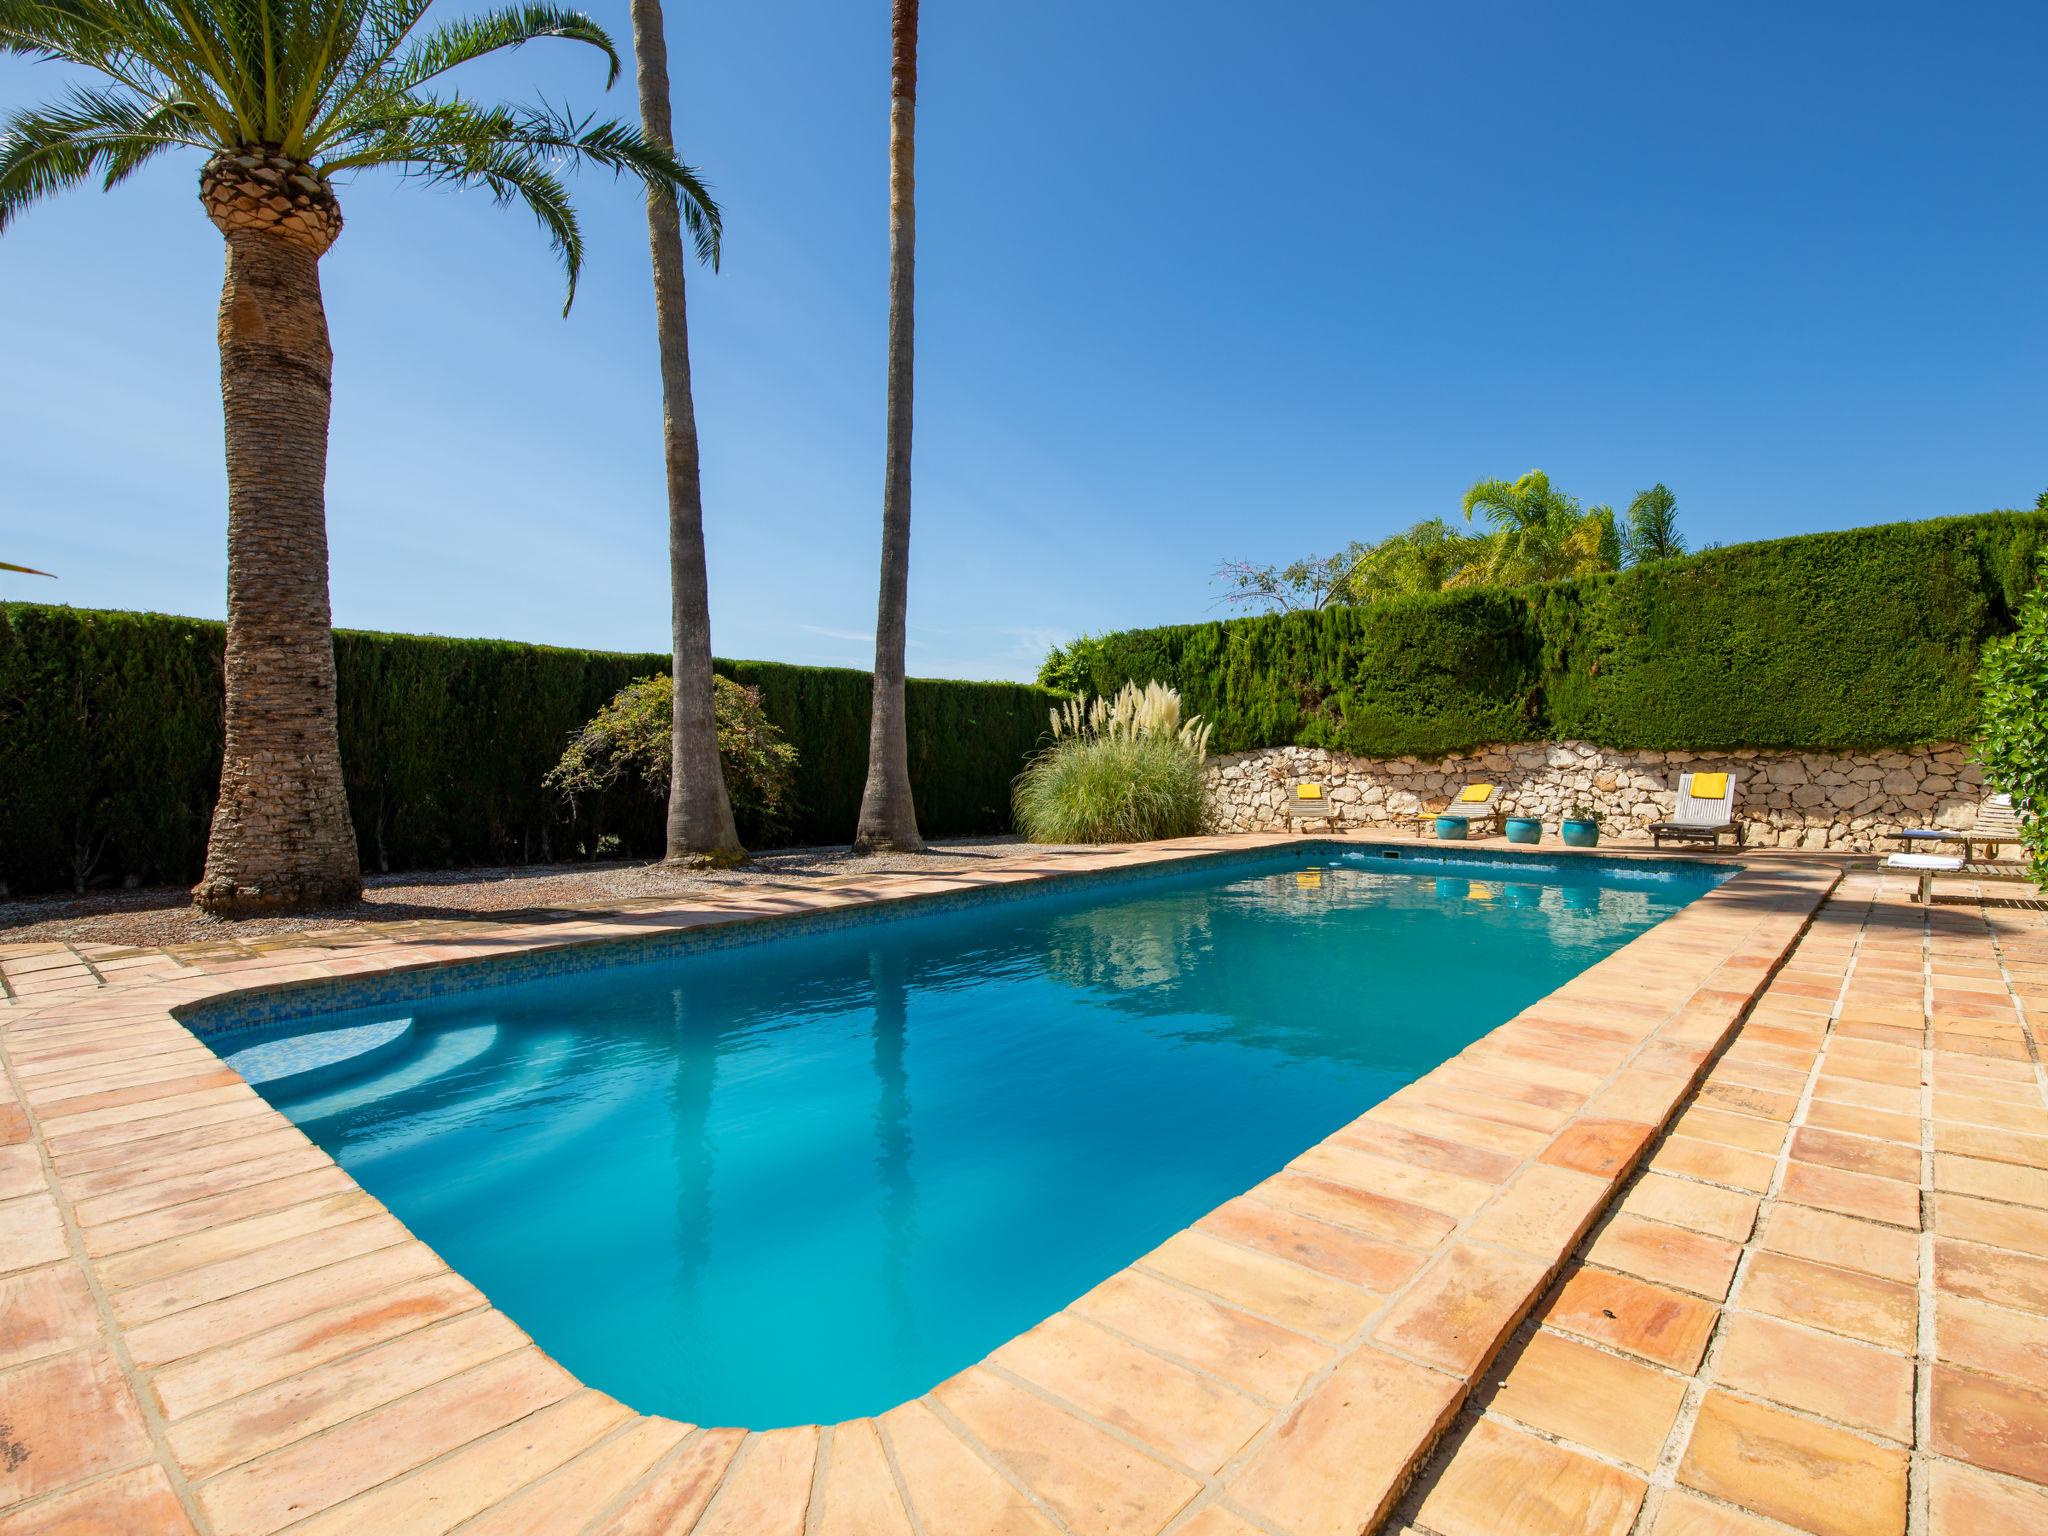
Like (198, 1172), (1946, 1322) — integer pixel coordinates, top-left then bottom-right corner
(1206, 740), (1985, 851)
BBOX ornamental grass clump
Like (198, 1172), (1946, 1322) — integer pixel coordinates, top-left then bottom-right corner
(1013, 682), (1213, 843)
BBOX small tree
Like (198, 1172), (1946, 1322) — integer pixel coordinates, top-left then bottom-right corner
(1976, 556), (2048, 888)
(1622, 484), (1687, 565)
(1214, 545), (1371, 611)
(1349, 518), (1491, 598)
(547, 675), (798, 842)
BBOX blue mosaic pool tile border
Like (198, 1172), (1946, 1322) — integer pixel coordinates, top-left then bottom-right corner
(178, 838), (1735, 1041)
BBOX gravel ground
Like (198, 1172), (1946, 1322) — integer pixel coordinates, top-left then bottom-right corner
(0, 838), (1070, 949)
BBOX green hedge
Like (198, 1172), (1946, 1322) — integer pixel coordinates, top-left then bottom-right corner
(1064, 510), (2048, 759)
(0, 606), (1058, 895)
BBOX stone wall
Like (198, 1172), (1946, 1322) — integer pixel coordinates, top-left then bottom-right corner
(1206, 740), (1985, 851)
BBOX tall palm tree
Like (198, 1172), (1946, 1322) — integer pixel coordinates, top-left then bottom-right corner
(623, 0), (742, 865)
(1, 0), (717, 913)
(854, 0), (923, 852)
(1622, 483), (1685, 565)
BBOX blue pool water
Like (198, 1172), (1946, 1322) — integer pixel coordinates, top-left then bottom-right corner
(210, 846), (1725, 1427)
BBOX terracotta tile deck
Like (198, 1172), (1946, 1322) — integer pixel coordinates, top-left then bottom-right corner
(1392, 863), (2048, 1536)
(5, 833), (2034, 1535)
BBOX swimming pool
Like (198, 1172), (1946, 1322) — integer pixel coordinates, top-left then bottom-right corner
(200, 845), (1728, 1428)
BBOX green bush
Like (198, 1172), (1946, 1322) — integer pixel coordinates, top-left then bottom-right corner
(1055, 510), (2048, 760)
(544, 674), (800, 842)
(0, 606), (1060, 895)
(1976, 554), (2048, 888)
(1012, 683), (1212, 843)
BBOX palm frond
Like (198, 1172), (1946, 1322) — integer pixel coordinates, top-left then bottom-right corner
(386, 3), (618, 93)
(366, 125), (586, 310)
(0, 561), (55, 576)
(1, 86), (207, 230)
(1, 0), (721, 292)
(324, 96), (720, 268)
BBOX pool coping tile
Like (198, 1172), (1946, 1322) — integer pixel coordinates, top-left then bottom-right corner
(0, 832), (1843, 1535)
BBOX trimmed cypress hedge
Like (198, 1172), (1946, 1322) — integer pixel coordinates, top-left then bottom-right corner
(1063, 510), (2048, 759)
(0, 606), (1058, 896)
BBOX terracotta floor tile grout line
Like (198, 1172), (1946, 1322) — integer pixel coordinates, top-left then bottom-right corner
(264, 1382), (607, 1536)
(920, 1387), (1097, 1534)
(139, 1294), (507, 1434)
(0, 1016), (217, 1534)
(1913, 873), (1938, 1536)
(802, 1420), (833, 1536)
(876, 1414), (932, 1536)
(560, 1424), (712, 1536)
(1627, 882), (1873, 1536)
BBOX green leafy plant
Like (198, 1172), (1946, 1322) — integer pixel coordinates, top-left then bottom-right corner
(1013, 682), (1213, 843)
(1457, 470), (1620, 587)
(1621, 485), (1687, 565)
(546, 675), (798, 841)
(1975, 554), (2048, 887)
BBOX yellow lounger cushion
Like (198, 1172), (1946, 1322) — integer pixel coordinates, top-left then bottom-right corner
(1689, 772), (1728, 800)
(1457, 783), (1495, 803)
(1296, 783), (1323, 799)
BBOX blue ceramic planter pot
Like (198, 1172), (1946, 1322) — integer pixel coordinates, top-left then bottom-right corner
(1433, 815), (1468, 841)
(1560, 818), (1600, 848)
(1504, 817), (1542, 845)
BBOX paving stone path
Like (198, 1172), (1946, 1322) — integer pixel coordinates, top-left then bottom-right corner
(1391, 866), (2048, 1536)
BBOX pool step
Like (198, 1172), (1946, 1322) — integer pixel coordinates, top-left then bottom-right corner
(223, 1017), (415, 1091)
(272, 1023), (500, 1125)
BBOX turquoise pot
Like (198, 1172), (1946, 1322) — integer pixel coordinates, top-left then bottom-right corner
(1504, 817), (1542, 845)
(1433, 815), (1468, 841)
(1560, 818), (1600, 848)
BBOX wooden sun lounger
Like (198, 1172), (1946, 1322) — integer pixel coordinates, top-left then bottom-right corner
(1283, 782), (1338, 831)
(1886, 851), (2034, 903)
(1650, 772), (1742, 848)
(1897, 792), (2022, 864)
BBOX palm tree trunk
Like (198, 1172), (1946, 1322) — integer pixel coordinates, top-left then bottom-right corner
(854, 0), (925, 853)
(193, 228), (363, 914)
(626, 0), (744, 865)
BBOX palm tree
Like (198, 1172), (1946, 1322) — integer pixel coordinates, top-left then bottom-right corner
(2, 0), (717, 913)
(1622, 483), (1686, 565)
(1458, 470), (1617, 587)
(1349, 518), (1492, 599)
(622, 0), (742, 866)
(854, 0), (923, 852)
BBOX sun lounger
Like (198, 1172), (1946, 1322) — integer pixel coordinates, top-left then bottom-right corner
(1415, 783), (1504, 837)
(1650, 771), (1742, 848)
(1282, 782), (1337, 832)
(1886, 850), (2036, 903)
(1897, 791), (2022, 863)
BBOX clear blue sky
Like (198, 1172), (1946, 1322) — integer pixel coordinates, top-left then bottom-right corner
(3, 1), (2044, 681)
